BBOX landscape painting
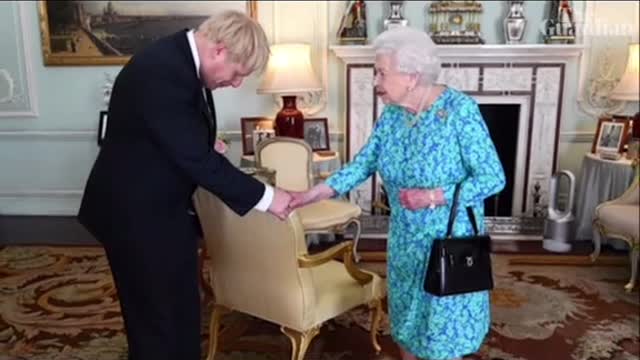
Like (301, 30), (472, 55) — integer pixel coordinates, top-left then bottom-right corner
(38, 1), (256, 65)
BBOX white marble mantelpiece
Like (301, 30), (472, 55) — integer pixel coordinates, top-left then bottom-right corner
(330, 44), (585, 64)
(332, 44), (585, 227)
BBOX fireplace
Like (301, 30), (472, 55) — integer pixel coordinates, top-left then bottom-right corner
(480, 104), (521, 217)
(332, 44), (583, 236)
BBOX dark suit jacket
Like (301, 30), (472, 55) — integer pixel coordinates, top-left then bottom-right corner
(78, 30), (265, 245)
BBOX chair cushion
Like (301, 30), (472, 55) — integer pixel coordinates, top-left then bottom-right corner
(597, 204), (639, 240)
(297, 199), (362, 231)
(307, 260), (386, 327)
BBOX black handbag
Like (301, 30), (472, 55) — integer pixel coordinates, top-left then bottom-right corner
(424, 183), (494, 296)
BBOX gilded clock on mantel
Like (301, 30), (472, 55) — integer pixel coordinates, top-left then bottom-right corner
(427, 0), (485, 44)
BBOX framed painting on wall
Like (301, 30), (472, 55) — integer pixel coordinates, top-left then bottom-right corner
(37, 0), (257, 66)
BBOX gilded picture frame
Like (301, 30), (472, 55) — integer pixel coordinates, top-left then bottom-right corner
(37, 1), (258, 66)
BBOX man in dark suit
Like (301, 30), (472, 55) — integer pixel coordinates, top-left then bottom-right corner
(78, 10), (290, 360)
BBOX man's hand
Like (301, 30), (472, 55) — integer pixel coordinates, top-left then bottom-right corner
(289, 183), (336, 210)
(289, 190), (315, 209)
(268, 188), (292, 220)
(399, 188), (446, 211)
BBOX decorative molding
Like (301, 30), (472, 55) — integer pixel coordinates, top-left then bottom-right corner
(0, 1), (38, 117)
(331, 44), (585, 64)
(0, 69), (17, 104)
(0, 190), (83, 198)
(0, 190), (82, 216)
(525, 66), (563, 216)
(576, 46), (627, 116)
(575, 0), (632, 117)
(346, 66), (376, 214)
(0, 130), (344, 142)
(438, 67), (480, 91)
(0, 130), (95, 141)
(559, 131), (594, 143)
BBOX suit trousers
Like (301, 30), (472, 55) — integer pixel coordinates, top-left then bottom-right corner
(101, 230), (201, 360)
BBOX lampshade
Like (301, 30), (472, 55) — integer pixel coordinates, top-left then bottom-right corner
(610, 43), (639, 101)
(257, 43), (322, 94)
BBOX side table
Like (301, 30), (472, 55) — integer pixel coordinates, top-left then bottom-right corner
(574, 153), (635, 243)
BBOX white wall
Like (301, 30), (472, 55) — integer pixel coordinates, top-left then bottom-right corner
(1, 1), (638, 215)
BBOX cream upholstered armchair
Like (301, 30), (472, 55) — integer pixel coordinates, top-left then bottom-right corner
(192, 187), (385, 360)
(255, 137), (364, 260)
(591, 175), (639, 292)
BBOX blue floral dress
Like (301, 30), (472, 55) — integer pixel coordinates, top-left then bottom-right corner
(326, 87), (505, 359)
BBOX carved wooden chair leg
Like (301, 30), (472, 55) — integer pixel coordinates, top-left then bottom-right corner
(206, 304), (231, 360)
(369, 298), (383, 354)
(625, 242), (639, 293)
(281, 325), (321, 360)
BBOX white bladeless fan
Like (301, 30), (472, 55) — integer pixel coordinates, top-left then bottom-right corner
(542, 170), (576, 253)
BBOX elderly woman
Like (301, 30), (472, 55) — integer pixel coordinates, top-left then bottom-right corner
(290, 27), (505, 360)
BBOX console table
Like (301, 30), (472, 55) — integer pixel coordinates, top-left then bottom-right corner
(574, 153), (635, 242)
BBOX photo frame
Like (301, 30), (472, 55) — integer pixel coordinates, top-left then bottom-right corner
(37, 1), (257, 66)
(241, 117), (274, 155)
(98, 111), (108, 146)
(591, 116), (630, 155)
(303, 118), (330, 151)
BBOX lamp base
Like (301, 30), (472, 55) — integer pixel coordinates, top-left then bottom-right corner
(275, 95), (304, 138)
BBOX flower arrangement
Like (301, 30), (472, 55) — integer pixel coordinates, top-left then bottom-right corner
(214, 134), (230, 155)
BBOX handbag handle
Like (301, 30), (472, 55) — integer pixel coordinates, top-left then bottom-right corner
(445, 183), (480, 238)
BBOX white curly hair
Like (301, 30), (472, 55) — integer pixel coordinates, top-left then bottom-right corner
(372, 27), (441, 86)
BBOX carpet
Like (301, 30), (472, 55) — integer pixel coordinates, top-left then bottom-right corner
(0, 246), (638, 360)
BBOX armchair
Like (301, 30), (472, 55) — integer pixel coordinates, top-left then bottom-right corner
(591, 175), (639, 292)
(255, 137), (364, 260)
(192, 187), (385, 360)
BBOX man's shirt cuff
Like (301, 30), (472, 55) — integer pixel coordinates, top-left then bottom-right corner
(254, 184), (274, 212)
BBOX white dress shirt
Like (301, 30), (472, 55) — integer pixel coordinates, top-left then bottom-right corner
(186, 30), (274, 212)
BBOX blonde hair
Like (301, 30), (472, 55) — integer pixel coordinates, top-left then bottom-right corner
(198, 10), (270, 74)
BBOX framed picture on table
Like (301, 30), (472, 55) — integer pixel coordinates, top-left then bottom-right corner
(303, 118), (330, 151)
(591, 116), (630, 155)
(241, 117), (274, 155)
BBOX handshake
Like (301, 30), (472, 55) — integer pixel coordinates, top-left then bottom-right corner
(266, 184), (335, 220)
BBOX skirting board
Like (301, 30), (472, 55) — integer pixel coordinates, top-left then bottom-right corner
(356, 252), (628, 265)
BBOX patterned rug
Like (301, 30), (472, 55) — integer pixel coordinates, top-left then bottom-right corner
(0, 246), (638, 360)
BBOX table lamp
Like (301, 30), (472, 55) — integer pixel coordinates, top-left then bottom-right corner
(257, 43), (322, 138)
(610, 43), (640, 142)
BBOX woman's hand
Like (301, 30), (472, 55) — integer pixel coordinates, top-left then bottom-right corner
(399, 188), (446, 210)
(289, 183), (336, 210)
